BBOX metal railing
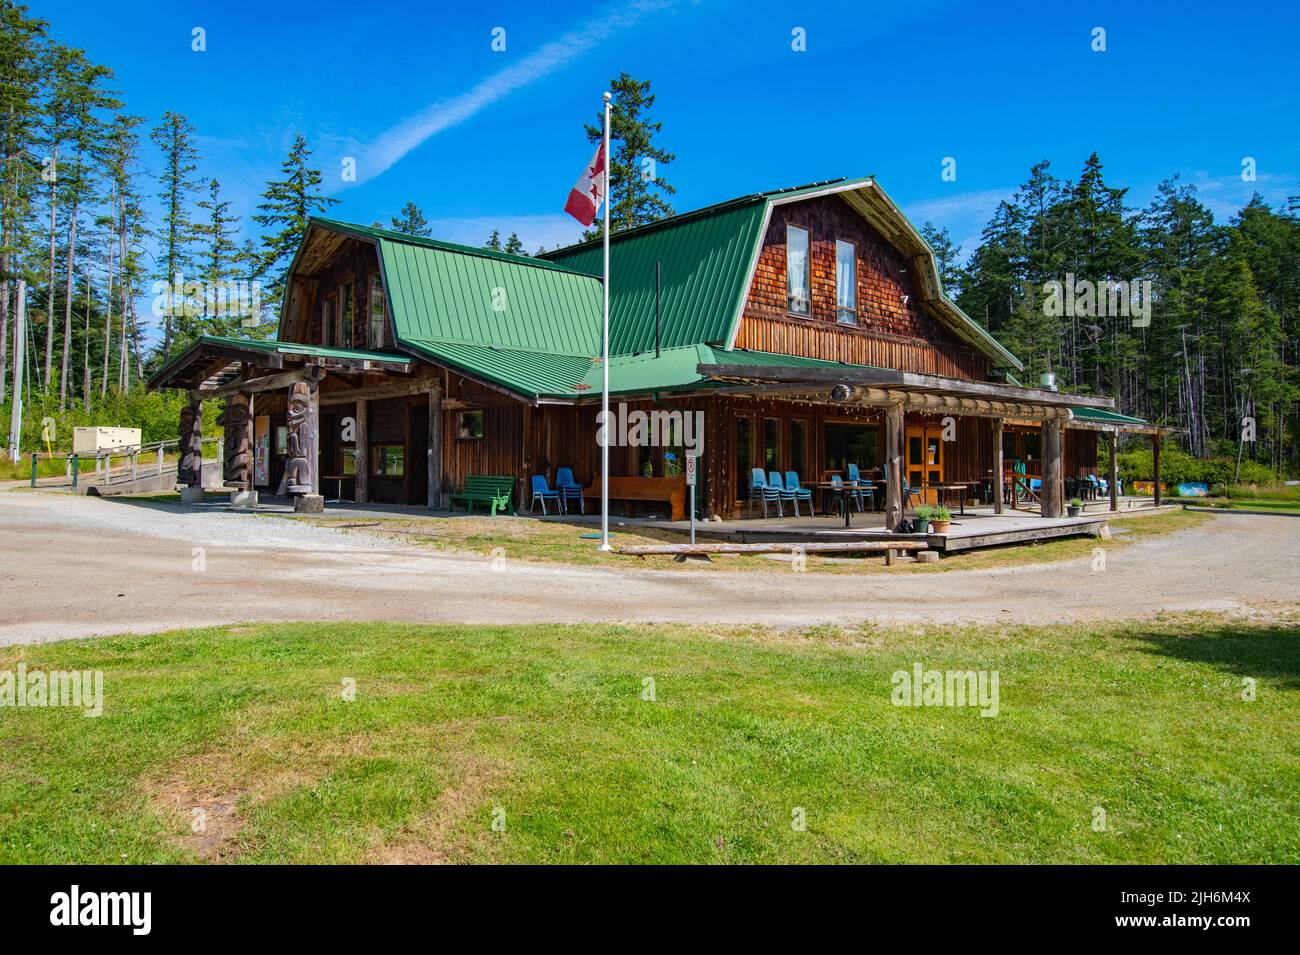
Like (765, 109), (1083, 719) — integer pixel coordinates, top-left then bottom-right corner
(32, 435), (223, 489)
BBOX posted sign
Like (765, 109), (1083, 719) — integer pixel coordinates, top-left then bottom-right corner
(685, 453), (697, 486)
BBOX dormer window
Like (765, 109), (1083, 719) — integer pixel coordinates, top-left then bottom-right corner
(786, 225), (810, 316)
(835, 239), (857, 325)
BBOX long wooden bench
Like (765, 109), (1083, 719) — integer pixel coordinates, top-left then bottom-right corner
(448, 475), (515, 516)
(585, 475), (687, 521)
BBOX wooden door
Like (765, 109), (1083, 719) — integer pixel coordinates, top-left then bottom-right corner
(906, 426), (945, 503)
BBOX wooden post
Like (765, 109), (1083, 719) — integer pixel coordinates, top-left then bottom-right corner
(176, 398), (203, 489)
(286, 379), (322, 511)
(1041, 419), (1063, 518)
(220, 391), (253, 489)
(885, 403), (904, 530)
(993, 418), (1004, 515)
(427, 383), (443, 509)
(1152, 431), (1162, 507)
(1107, 430), (1118, 512)
(354, 398), (369, 504)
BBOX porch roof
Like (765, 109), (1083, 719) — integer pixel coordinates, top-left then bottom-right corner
(148, 334), (415, 392)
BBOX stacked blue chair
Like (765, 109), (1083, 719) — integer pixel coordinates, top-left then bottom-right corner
(529, 474), (562, 515)
(555, 467), (585, 514)
(784, 471), (814, 517)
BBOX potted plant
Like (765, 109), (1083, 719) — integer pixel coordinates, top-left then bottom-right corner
(1067, 497), (1083, 517)
(913, 505), (932, 533)
(928, 504), (953, 533)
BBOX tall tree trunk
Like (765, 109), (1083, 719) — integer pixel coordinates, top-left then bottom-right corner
(60, 156), (81, 409)
(101, 234), (112, 395)
(43, 142), (58, 392)
(82, 276), (91, 412)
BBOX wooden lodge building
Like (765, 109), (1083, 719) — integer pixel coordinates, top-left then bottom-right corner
(150, 176), (1166, 526)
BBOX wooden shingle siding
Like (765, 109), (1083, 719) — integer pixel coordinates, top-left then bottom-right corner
(738, 195), (989, 380)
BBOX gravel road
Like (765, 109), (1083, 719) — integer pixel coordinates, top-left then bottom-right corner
(2, 491), (1297, 644)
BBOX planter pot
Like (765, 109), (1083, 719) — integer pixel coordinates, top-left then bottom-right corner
(913, 518), (931, 533)
(929, 519), (952, 534)
(1066, 505), (1082, 517)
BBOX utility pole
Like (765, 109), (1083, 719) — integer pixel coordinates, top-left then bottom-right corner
(7, 281), (26, 463)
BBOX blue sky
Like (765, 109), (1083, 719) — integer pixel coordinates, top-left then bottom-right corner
(42, 0), (1300, 261)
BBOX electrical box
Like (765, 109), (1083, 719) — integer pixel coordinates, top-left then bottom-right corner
(72, 427), (142, 454)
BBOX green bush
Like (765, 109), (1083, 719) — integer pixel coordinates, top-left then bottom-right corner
(0, 388), (221, 453)
(1117, 445), (1280, 487)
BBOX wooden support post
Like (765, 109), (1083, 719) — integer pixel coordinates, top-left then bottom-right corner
(1107, 430), (1118, 512)
(1041, 419), (1063, 518)
(885, 402), (904, 530)
(354, 398), (369, 504)
(1152, 431), (1162, 507)
(286, 379), (322, 512)
(220, 391), (253, 489)
(427, 383), (443, 509)
(993, 418), (1004, 515)
(176, 398), (203, 489)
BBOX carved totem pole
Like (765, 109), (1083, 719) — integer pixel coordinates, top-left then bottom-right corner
(175, 399), (203, 489)
(219, 393), (253, 490)
(283, 380), (316, 496)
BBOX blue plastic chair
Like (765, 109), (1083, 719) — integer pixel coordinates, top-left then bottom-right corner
(883, 463), (922, 513)
(768, 470), (795, 517)
(556, 466), (584, 514)
(784, 471), (814, 517)
(846, 463), (868, 511)
(749, 467), (782, 518)
(529, 474), (562, 515)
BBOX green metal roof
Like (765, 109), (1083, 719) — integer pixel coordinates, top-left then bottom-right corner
(541, 198), (769, 353)
(193, 334), (414, 364)
(403, 340), (595, 398)
(1070, 407), (1149, 425)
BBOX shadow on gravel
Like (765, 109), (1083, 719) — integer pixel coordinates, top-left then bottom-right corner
(1128, 622), (1300, 688)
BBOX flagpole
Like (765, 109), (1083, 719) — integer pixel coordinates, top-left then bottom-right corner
(599, 90), (612, 551)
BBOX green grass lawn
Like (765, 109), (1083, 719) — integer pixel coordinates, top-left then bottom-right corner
(1184, 498), (1300, 515)
(1, 614), (1295, 864)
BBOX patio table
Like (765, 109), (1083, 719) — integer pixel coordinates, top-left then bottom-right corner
(806, 482), (856, 528)
(930, 484), (971, 515)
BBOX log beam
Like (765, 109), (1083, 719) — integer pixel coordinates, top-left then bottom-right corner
(885, 402), (904, 530)
(1041, 419), (1064, 518)
(427, 384), (443, 509)
(993, 417), (1004, 515)
(1152, 431), (1163, 507)
(1108, 431), (1119, 512)
(354, 398), (369, 504)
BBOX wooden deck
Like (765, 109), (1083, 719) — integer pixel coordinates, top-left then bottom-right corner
(653, 504), (1171, 553)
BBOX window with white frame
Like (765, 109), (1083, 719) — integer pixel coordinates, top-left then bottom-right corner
(835, 239), (856, 325)
(786, 225), (810, 316)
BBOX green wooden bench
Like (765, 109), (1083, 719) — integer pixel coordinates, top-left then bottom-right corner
(448, 475), (516, 516)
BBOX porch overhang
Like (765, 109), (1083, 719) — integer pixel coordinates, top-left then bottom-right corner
(697, 362), (1114, 422)
(148, 335), (416, 395)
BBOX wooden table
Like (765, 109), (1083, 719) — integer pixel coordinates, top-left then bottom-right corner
(930, 484), (972, 515)
(806, 482), (857, 528)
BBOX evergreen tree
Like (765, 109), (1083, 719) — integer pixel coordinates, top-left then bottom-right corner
(583, 73), (675, 238)
(484, 229), (502, 251)
(503, 231), (524, 255)
(919, 221), (962, 299)
(149, 110), (202, 360)
(193, 178), (246, 340)
(390, 200), (431, 237)
(253, 134), (338, 306)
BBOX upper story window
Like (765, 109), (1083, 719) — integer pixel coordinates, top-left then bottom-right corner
(338, 282), (354, 348)
(321, 295), (336, 347)
(368, 272), (389, 348)
(786, 225), (810, 316)
(835, 239), (856, 325)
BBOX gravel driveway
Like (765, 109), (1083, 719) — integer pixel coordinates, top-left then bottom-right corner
(2, 491), (1297, 644)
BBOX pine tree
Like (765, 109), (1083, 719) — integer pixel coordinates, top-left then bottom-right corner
(390, 201), (431, 237)
(583, 73), (675, 238)
(919, 221), (962, 299)
(484, 229), (501, 251)
(253, 134), (338, 306)
(503, 231), (524, 255)
(150, 110), (202, 360)
(193, 178), (246, 340)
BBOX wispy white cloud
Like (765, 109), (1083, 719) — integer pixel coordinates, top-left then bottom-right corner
(350, 0), (672, 185)
(1179, 169), (1297, 222)
(904, 187), (1014, 261)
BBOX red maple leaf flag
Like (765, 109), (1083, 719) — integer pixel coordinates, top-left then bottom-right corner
(564, 142), (607, 227)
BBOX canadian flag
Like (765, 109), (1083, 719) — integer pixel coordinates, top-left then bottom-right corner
(564, 142), (607, 227)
